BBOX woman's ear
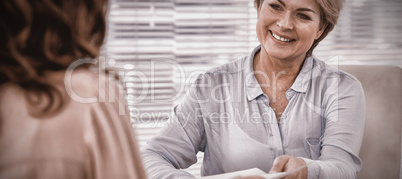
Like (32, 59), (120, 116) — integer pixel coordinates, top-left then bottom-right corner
(315, 22), (328, 40)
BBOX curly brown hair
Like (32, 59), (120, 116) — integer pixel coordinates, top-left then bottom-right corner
(0, 0), (108, 117)
(253, 0), (343, 57)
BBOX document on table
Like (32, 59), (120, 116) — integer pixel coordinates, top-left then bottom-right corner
(199, 166), (306, 179)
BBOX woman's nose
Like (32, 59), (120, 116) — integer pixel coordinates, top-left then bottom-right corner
(276, 12), (293, 31)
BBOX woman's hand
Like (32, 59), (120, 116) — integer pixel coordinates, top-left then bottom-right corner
(269, 155), (307, 179)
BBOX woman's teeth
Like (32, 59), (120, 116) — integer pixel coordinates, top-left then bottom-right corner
(272, 32), (292, 42)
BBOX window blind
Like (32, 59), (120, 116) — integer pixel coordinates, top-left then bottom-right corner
(102, 0), (402, 177)
(102, 0), (258, 176)
(314, 0), (402, 66)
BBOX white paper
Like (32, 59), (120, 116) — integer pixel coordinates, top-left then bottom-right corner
(199, 168), (288, 179)
(199, 166), (306, 179)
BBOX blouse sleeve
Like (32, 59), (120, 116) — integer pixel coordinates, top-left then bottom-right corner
(300, 76), (366, 179)
(141, 82), (206, 179)
(83, 75), (147, 179)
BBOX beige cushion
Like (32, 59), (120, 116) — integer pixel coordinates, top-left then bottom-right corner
(339, 65), (402, 179)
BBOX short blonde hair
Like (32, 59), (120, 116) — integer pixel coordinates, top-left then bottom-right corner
(253, 0), (344, 57)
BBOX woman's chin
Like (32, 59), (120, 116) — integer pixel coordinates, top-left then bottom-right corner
(265, 49), (294, 61)
(262, 45), (306, 62)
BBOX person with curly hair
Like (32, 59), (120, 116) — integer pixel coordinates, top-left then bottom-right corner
(0, 0), (146, 178)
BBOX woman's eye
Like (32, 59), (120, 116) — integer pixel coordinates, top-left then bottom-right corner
(268, 3), (282, 11)
(297, 13), (311, 20)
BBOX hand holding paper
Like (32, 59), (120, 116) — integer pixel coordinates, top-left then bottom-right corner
(268, 155), (307, 179)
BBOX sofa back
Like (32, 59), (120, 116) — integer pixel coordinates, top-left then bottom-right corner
(339, 65), (402, 179)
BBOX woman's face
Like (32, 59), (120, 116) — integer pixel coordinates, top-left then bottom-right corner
(256, 0), (324, 62)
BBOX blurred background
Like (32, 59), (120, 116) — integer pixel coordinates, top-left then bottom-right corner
(100, 0), (402, 177)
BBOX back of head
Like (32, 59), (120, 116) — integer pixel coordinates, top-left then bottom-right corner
(0, 0), (108, 117)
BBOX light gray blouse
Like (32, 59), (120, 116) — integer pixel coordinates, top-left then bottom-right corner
(142, 45), (365, 179)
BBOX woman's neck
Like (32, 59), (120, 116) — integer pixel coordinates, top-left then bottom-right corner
(253, 51), (305, 92)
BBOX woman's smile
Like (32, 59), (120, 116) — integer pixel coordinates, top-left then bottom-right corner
(270, 30), (296, 43)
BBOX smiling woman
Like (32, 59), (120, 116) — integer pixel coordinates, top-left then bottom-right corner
(253, 0), (331, 121)
(141, 0), (365, 178)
